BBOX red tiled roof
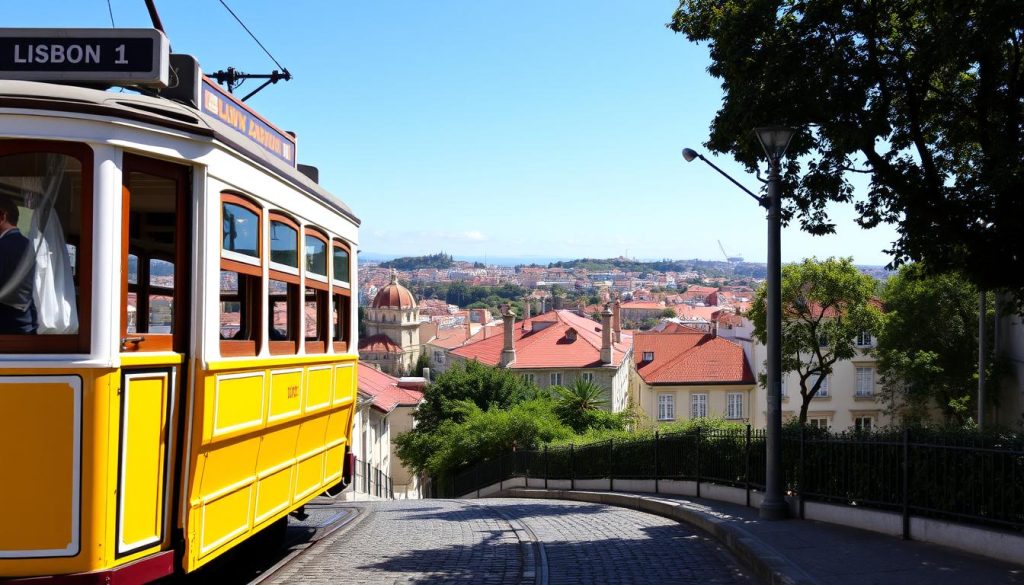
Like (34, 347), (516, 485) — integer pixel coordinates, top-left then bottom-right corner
(357, 362), (424, 413)
(358, 334), (404, 353)
(621, 301), (663, 309)
(450, 310), (630, 369)
(634, 329), (753, 385)
(674, 305), (719, 320)
(428, 326), (474, 349)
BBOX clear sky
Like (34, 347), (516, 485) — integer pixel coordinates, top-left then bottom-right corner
(8, 1), (899, 266)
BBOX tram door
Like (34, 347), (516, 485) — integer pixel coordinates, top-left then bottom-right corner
(117, 155), (190, 558)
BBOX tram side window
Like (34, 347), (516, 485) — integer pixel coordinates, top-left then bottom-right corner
(220, 270), (261, 343)
(268, 278), (298, 354)
(267, 212), (300, 355)
(220, 195), (263, 357)
(304, 230), (329, 353)
(331, 239), (352, 352)
(0, 146), (89, 352)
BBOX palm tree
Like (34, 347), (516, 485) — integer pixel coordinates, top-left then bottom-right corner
(553, 379), (608, 432)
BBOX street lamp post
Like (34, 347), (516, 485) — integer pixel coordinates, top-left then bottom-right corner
(754, 125), (794, 519)
(682, 125), (794, 520)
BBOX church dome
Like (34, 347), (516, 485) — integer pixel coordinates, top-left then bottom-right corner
(372, 271), (417, 309)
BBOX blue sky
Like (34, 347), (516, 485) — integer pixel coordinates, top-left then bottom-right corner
(8, 1), (899, 265)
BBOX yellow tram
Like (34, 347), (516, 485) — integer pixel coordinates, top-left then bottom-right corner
(0, 28), (359, 581)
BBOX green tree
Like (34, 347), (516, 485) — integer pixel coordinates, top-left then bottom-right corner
(410, 360), (538, 434)
(394, 398), (572, 477)
(412, 353), (430, 378)
(660, 307), (678, 319)
(748, 258), (882, 423)
(670, 1), (1024, 305)
(875, 264), (987, 424)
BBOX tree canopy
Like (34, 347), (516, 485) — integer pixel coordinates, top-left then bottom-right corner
(671, 1), (1024, 305)
(748, 257), (882, 423)
(874, 263), (988, 424)
(379, 252), (454, 270)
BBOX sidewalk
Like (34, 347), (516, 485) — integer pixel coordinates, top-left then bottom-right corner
(500, 488), (1024, 585)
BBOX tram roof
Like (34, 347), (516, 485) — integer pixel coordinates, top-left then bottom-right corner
(0, 79), (359, 226)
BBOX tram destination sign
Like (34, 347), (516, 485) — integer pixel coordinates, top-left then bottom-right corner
(0, 28), (169, 86)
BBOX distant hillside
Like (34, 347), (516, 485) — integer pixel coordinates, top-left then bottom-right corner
(380, 252), (454, 270)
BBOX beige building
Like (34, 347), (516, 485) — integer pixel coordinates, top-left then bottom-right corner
(346, 363), (425, 500)
(359, 271), (422, 376)
(448, 307), (633, 412)
(748, 328), (891, 431)
(630, 323), (755, 424)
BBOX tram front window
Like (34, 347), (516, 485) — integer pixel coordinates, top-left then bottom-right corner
(0, 150), (83, 339)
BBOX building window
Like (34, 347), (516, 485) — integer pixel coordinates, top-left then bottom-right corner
(658, 393), (675, 421)
(727, 393), (744, 419)
(549, 372), (563, 386)
(854, 416), (873, 432)
(808, 417), (830, 430)
(522, 373), (535, 384)
(856, 367), (874, 397)
(813, 374), (830, 397)
(433, 350), (444, 364)
(642, 351), (654, 362)
(581, 372), (594, 383)
(691, 393), (708, 418)
(856, 330), (872, 347)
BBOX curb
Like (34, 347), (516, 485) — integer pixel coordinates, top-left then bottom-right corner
(498, 488), (821, 585)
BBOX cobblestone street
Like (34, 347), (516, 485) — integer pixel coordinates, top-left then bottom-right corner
(267, 498), (753, 584)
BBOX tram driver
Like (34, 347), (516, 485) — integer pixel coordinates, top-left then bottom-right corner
(0, 195), (37, 334)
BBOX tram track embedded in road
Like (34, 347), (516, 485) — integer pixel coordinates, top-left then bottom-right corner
(467, 500), (550, 585)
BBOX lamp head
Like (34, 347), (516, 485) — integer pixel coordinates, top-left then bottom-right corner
(681, 148), (699, 162)
(754, 126), (795, 160)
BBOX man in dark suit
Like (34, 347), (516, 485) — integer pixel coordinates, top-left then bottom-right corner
(0, 196), (37, 334)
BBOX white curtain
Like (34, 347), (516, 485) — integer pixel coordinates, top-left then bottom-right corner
(27, 155), (78, 334)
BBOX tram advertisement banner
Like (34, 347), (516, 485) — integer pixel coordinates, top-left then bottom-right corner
(201, 79), (296, 167)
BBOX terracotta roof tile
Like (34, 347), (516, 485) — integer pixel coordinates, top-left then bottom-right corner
(634, 329), (753, 385)
(357, 362), (424, 413)
(358, 334), (404, 353)
(450, 310), (629, 369)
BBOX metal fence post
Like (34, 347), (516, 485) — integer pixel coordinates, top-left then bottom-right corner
(544, 445), (549, 490)
(745, 424), (751, 507)
(902, 428), (910, 540)
(695, 427), (702, 498)
(799, 425), (806, 519)
(654, 430), (660, 494)
(476, 463), (481, 498)
(570, 443), (575, 491)
(609, 438), (615, 492)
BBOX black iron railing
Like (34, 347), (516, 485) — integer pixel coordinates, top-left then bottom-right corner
(450, 427), (1024, 536)
(353, 458), (394, 499)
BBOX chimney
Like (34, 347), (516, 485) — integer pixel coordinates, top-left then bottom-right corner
(523, 297), (531, 320)
(612, 299), (622, 343)
(500, 307), (516, 367)
(600, 304), (613, 364)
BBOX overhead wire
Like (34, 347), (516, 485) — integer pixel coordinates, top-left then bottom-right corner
(106, 0), (116, 27)
(217, 0), (288, 72)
